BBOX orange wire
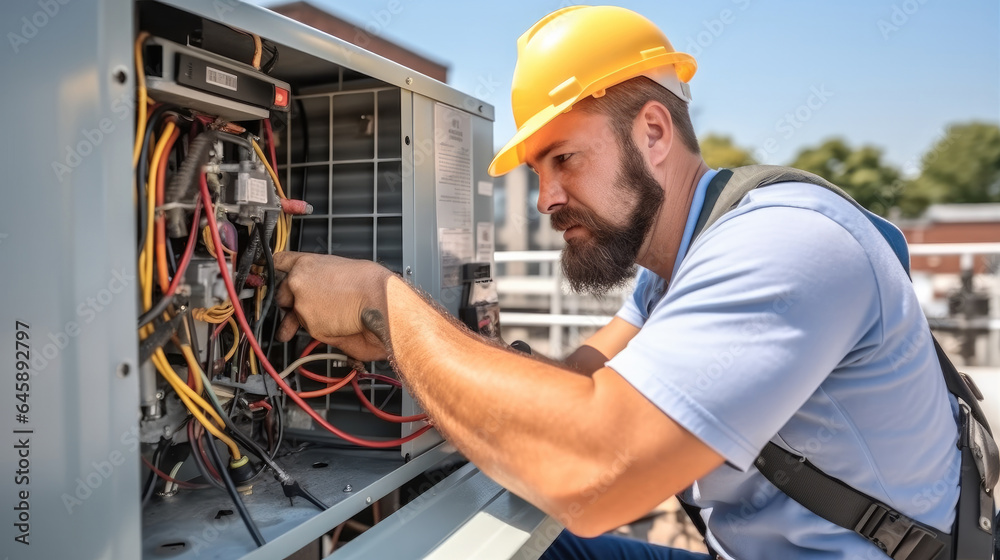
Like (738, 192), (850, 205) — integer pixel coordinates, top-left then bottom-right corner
(296, 370), (357, 399)
(155, 125), (181, 293)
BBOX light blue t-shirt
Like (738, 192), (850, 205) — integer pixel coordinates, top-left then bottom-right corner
(608, 170), (960, 560)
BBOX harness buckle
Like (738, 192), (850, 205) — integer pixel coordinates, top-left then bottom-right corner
(855, 504), (945, 560)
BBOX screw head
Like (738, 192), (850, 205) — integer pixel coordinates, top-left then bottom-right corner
(405, 266), (413, 276)
(343, 484), (352, 492)
(366, 496), (372, 504)
(405, 77), (413, 85)
(155, 391), (165, 400)
(981, 517), (991, 530)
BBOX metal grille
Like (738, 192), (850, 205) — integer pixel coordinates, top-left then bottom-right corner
(276, 86), (405, 419)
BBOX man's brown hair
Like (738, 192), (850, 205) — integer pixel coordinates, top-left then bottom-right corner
(577, 76), (700, 155)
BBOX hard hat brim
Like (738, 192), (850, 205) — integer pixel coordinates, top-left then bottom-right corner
(488, 97), (575, 177)
(488, 53), (696, 177)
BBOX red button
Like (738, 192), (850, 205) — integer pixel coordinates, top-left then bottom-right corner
(273, 86), (289, 108)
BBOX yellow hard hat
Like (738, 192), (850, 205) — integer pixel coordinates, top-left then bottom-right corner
(488, 5), (697, 177)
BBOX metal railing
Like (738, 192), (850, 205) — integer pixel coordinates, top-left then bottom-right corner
(495, 250), (622, 355)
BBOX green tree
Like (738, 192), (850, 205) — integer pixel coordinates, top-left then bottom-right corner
(789, 138), (903, 216)
(700, 134), (756, 169)
(906, 122), (1000, 215)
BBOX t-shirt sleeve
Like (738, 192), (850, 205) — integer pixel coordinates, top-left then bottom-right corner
(616, 267), (658, 328)
(607, 205), (881, 470)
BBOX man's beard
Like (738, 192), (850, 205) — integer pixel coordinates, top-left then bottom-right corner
(551, 137), (665, 296)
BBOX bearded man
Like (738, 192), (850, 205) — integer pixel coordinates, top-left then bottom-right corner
(274, 6), (961, 559)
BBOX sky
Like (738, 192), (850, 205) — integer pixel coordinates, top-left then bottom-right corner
(250, 0), (1000, 175)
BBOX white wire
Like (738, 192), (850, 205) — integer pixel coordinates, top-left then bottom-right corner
(278, 353), (350, 379)
(164, 461), (184, 494)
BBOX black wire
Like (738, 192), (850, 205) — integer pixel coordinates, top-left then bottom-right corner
(263, 372), (284, 460)
(261, 42), (279, 74)
(205, 433), (266, 547)
(141, 440), (167, 507)
(203, 323), (216, 381)
(254, 225), (276, 341)
(136, 104), (182, 254)
(226, 410), (286, 476)
(166, 239), (178, 276)
(184, 313), (201, 365)
(187, 423), (225, 492)
(138, 294), (173, 328)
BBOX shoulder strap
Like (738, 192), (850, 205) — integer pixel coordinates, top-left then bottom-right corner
(693, 165), (859, 241)
(688, 165), (998, 560)
(756, 442), (948, 560)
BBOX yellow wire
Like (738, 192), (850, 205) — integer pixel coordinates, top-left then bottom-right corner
(142, 121), (177, 313)
(132, 32), (150, 168)
(251, 139), (291, 253)
(249, 350), (259, 376)
(252, 140), (286, 199)
(192, 303), (234, 324)
(151, 348), (242, 459)
(202, 226), (236, 257)
(151, 348), (224, 428)
(137, 129), (158, 312)
(178, 325), (204, 397)
(251, 34), (262, 69)
(225, 318), (240, 361)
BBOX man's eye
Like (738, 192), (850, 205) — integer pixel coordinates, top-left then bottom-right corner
(554, 153), (573, 164)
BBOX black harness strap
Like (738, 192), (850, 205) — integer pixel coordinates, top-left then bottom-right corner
(756, 443), (948, 560)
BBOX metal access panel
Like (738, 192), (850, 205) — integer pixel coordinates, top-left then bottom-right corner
(0, 0), (503, 558)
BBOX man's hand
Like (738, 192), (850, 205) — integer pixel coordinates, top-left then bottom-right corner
(272, 251), (393, 361)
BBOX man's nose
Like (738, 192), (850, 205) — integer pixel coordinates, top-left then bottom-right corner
(536, 175), (568, 215)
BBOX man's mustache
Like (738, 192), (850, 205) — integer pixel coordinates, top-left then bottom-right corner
(551, 205), (612, 234)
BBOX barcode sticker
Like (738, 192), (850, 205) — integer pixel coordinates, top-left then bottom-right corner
(206, 66), (238, 91)
(247, 178), (268, 204)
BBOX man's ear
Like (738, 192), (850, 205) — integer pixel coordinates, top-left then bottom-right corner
(634, 100), (674, 168)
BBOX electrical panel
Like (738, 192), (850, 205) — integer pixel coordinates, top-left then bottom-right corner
(0, 0), (496, 558)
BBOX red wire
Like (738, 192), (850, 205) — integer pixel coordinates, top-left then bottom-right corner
(296, 339), (347, 383)
(351, 376), (428, 423)
(263, 119), (278, 170)
(164, 199), (202, 298)
(360, 372), (403, 388)
(213, 320), (228, 339)
(199, 173), (432, 448)
(190, 421), (221, 481)
(248, 399), (272, 411)
(142, 456), (208, 490)
(297, 370), (356, 399)
(297, 340), (403, 387)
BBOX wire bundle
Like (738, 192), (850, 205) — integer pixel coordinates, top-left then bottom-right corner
(132, 31), (431, 548)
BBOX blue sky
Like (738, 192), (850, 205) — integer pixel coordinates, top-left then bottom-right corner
(251, 0), (999, 174)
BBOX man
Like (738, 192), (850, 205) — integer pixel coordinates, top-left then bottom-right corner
(273, 6), (960, 559)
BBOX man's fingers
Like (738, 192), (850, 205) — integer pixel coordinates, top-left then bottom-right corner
(276, 309), (302, 342)
(272, 251), (308, 272)
(274, 272), (295, 308)
(326, 335), (389, 363)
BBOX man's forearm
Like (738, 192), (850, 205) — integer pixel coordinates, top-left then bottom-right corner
(380, 277), (612, 510)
